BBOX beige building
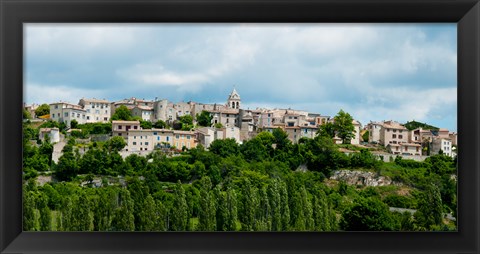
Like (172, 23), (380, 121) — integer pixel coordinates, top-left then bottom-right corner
(449, 132), (458, 146)
(387, 143), (421, 155)
(132, 105), (154, 122)
(367, 121), (383, 144)
(351, 120), (362, 145)
(127, 129), (154, 152)
(49, 102), (87, 127)
(39, 128), (60, 143)
(153, 99), (176, 123)
(112, 120), (140, 139)
(379, 120), (408, 146)
(79, 98), (111, 123)
(173, 130), (197, 149)
(431, 138), (453, 157)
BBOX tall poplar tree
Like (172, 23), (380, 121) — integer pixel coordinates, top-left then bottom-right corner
(197, 177), (216, 231)
(112, 189), (135, 231)
(171, 181), (188, 231)
(225, 186), (238, 231)
(23, 190), (37, 231)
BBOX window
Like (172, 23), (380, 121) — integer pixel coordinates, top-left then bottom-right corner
(118, 133), (121, 136)
(71, 113), (75, 117)
(87, 109), (91, 113)
(399, 135), (403, 139)
(119, 125), (123, 130)
(392, 134), (397, 138)
(134, 136), (136, 139)
(387, 129), (390, 132)
(176, 135), (180, 139)
(157, 136), (160, 141)
(77, 113), (80, 118)
(134, 126), (138, 129)
(167, 137), (170, 141)
(393, 129), (397, 133)
(140, 142), (142, 145)
(153, 132), (157, 135)
(145, 142), (149, 145)
(140, 136), (143, 139)
(87, 116), (90, 120)
(133, 142), (137, 145)
(55, 105), (58, 109)
(187, 135), (190, 139)
(64, 112), (69, 117)
(52, 114), (55, 118)
(104, 117), (108, 121)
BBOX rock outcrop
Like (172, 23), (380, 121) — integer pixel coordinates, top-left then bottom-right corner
(330, 170), (392, 187)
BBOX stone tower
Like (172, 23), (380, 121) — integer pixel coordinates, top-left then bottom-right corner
(227, 87), (241, 109)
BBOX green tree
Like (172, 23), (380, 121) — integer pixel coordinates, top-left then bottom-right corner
(155, 200), (169, 231)
(112, 105), (133, 121)
(414, 183), (443, 230)
(55, 149), (79, 181)
(333, 109), (355, 144)
(153, 120), (167, 129)
(317, 122), (336, 138)
(268, 179), (282, 231)
(138, 194), (157, 231)
(171, 181), (188, 231)
(197, 177), (216, 231)
(71, 191), (93, 231)
(341, 197), (396, 231)
(196, 110), (213, 127)
(209, 138), (239, 158)
(23, 190), (37, 231)
(214, 186), (228, 231)
(140, 120), (153, 129)
(225, 186), (238, 231)
(240, 178), (258, 231)
(94, 187), (117, 231)
(35, 103), (50, 117)
(272, 128), (291, 151)
(279, 180), (290, 231)
(112, 189), (135, 231)
(105, 136), (127, 153)
(23, 108), (32, 119)
(70, 119), (79, 129)
(362, 130), (369, 142)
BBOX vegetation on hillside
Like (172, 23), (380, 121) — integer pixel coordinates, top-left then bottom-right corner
(22, 120), (457, 232)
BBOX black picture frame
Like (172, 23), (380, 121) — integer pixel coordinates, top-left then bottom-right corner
(1, 0), (479, 253)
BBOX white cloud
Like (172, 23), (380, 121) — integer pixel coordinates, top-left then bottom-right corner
(25, 83), (109, 105)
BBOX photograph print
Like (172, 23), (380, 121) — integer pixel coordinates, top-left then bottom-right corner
(22, 23), (457, 232)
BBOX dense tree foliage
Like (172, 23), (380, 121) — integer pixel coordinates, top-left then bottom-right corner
(22, 120), (456, 232)
(112, 105), (133, 121)
(333, 110), (355, 144)
(196, 111), (213, 127)
(35, 104), (50, 117)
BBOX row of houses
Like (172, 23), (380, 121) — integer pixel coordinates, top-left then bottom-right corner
(366, 120), (457, 157)
(30, 88), (456, 158)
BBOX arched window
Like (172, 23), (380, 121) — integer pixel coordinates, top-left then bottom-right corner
(231, 102), (235, 108)
(236, 101), (239, 109)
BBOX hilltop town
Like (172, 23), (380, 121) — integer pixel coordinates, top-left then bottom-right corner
(22, 88), (458, 232)
(24, 88), (457, 160)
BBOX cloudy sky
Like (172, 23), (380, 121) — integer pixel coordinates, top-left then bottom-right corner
(24, 23), (457, 131)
